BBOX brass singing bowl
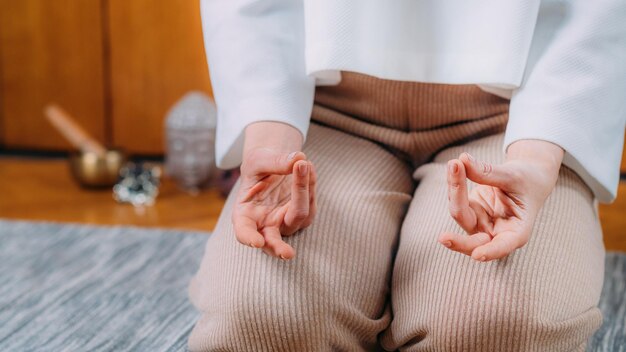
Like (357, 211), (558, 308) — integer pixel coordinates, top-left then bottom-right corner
(69, 149), (126, 187)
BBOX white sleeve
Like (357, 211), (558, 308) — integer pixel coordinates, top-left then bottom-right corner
(504, 0), (626, 203)
(200, 0), (315, 169)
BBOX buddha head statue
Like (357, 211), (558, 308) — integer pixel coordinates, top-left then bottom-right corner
(165, 91), (217, 191)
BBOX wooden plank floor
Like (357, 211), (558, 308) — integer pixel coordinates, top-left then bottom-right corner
(1, 157), (625, 252)
(0, 157), (224, 232)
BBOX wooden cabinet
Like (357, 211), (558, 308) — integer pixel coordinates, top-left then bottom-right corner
(0, 0), (212, 154)
(0, 1), (623, 168)
(108, 0), (212, 154)
(0, 0), (107, 150)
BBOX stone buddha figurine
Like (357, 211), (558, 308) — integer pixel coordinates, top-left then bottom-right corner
(165, 91), (217, 192)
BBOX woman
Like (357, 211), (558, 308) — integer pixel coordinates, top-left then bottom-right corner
(188, 0), (626, 350)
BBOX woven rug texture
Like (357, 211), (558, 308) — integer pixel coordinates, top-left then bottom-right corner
(0, 220), (623, 351)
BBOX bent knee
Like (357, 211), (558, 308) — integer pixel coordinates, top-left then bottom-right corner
(188, 286), (324, 352)
(410, 303), (603, 352)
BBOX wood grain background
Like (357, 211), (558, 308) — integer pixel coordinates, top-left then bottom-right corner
(0, 1), (623, 169)
(0, 0), (211, 154)
(108, 0), (212, 154)
(0, 0), (107, 150)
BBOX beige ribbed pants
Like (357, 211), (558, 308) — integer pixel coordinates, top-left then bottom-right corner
(188, 73), (605, 351)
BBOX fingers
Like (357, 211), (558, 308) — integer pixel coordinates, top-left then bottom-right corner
(439, 230), (528, 261)
(469, 201), (494, 234)
(439, 231), (491, 256)
(471, 231), (528, 261)
(282, 160), (318, 235)
(243, 148), (306, 177)
(233, 217), (297, 260)
(447, 160), (476, 233)
(262, 226), (296, 260)
(301, 162), (317, 228)
(240, 178), (269, 203)
(282, 160), (310, 235)
(233, 215), (265, 248)
(459, 153), (513, 190)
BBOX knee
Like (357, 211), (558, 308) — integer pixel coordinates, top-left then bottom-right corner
(430, 300), (603, 352)
(188, 280), (319, 352)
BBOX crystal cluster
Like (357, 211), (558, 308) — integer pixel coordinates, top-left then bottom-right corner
(113, 163), (161, 206)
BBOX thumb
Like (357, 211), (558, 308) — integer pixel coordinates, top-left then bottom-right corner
(244, 148), (306, 176)
(459, 153), (512, 189)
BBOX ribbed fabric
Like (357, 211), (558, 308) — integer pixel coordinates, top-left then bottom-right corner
(188, 122), (414, 351)
(188, 73), (605, 351)
(312, 72), (510, 167)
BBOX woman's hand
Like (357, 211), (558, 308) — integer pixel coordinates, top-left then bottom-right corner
(232, 121), (317, 260)
(439, 140), (564, 261)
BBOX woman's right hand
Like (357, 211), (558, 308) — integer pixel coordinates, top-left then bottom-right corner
(232, 121), (317, 260)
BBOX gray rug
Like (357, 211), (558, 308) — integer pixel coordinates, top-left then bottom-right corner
(0, 220), (624, 352)
(0, 220), (206, 352)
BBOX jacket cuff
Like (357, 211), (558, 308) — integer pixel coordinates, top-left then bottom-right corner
(214, 94), (314, 169)
(503, 109), (620, 203)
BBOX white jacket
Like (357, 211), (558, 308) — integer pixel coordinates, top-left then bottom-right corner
(200, 0), (626, 203)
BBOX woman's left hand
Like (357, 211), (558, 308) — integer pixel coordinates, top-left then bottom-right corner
(439, 140), (564, 262)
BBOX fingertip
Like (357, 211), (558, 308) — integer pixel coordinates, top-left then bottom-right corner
(293, 159), (307, 166)
(438, 231), (452, 242)
(236, 229), (265, 248)
(471, 247), (498, 262)
(293, 160), (309, 177)
(471, 251), (488, 262)
(279, 247), (296, 260)
(438, 232), (456, 248)
(262, 246), (291, 260)
(299, 161), (310, 178)
(447, 160), (459, 176)
(459, 153), (476, 170)
(460, 152), (474, 163)
(250, 237), (266, 249)
(284, 151), (307, 174)
(262, 227), (296, 260)
(288, 151), (306, 161)
(234, 219), (265, 249)
(236, 233), (265, 248)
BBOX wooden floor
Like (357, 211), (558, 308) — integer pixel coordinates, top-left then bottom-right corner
(1, 157), (625, 252)
(0, 157), (225, 232)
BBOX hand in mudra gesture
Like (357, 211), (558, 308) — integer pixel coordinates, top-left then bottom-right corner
(233, 147), (317, 260)
(439, 141), (563, 261)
